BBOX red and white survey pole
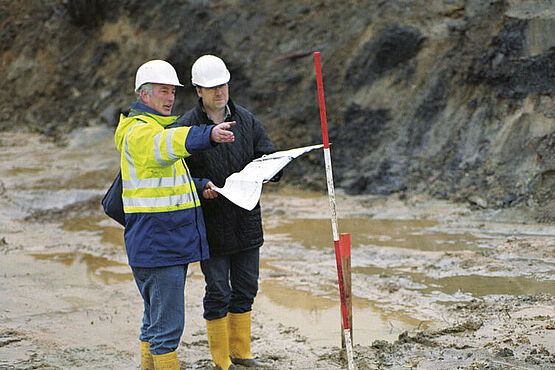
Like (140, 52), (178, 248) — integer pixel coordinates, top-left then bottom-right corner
(314, 51), (355, 370)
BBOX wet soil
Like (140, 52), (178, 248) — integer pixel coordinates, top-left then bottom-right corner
(1, 129), (554, 369)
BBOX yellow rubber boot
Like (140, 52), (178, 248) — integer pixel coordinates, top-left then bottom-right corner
(152, 350), (179, 369)
(140, 341), (154, 370)
(228, 312), (253, 361)
(206, 316), (233, 370)
(229, 312), (268, 367)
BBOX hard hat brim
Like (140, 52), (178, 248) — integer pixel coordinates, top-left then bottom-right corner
(135, 82), (184, 93)
(192, 75), (231, 88)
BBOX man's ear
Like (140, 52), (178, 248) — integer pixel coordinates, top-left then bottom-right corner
(140, 89), (149, 103)
(195, 86), (202, 98)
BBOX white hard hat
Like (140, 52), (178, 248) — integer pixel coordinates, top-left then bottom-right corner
(135, 60), (184, 92)
(191, 55), (231, 88)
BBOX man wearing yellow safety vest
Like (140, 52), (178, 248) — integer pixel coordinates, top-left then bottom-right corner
(114, 59), (236, 369)
(171, 55), (277, 369)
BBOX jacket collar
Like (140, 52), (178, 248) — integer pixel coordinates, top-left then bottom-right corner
(129, 102), (178, 127)
(130, 102), (168, 116)
(197, 98), (235, 124)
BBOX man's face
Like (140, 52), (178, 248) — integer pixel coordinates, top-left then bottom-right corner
(196, 84), (229, 112)
(142, 84), (176, 115)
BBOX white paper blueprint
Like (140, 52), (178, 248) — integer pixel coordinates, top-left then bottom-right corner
(213, 144), (323, 210)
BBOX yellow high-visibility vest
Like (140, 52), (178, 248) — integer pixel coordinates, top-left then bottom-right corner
(115, 113), (200, 214)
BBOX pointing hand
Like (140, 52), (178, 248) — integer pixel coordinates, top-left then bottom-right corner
(210, 121), (236, 143)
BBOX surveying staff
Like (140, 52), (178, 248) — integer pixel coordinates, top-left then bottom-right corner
(171, 54), (277, 370)
(115, 59), (235, 370)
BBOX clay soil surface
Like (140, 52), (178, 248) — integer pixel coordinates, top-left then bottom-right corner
(0, 129), (554, 369)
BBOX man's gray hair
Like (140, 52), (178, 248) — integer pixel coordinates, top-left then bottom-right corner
(137, 83), (154, 102)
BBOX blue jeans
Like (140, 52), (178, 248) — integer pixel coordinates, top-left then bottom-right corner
(132, 264), (188, 355)
(201, 248), (259, 320)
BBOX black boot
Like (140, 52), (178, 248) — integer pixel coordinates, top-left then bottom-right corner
(231, 358), (270, 368)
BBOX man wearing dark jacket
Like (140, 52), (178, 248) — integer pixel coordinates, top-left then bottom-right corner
(171, 55), (275, 370)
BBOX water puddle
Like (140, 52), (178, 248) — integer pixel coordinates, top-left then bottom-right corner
(30, 252), (132, 284)
(418, 274), (555, 297)
(61, 216), (125, 249)
(255, 279), (426, 347)
(265, 217), (482, 252)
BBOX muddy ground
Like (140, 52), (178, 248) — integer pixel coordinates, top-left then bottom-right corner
(0, 129), (554, 369)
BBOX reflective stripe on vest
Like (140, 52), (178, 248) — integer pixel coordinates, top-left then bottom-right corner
(123, 192), (197, 208)
(154, 128), (180, 166)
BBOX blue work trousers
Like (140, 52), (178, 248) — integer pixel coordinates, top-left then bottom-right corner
(131, 264), (188, 355)
(201, 247), (259, 320)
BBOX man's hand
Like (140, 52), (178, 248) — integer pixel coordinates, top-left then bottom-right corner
(210, 121), (236, 143)
(202, 181), (219, 199)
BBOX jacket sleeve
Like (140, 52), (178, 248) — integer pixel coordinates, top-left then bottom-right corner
(168, 112), (217, 154)
(185, 124), (217, 154)
(126, 122), (211, 168)
(193, 177), (210, 197)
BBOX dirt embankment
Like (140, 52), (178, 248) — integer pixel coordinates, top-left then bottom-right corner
(1, 0), (554, 220)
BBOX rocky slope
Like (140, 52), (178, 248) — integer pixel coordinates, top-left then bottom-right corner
(1, 0), (553, 220)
